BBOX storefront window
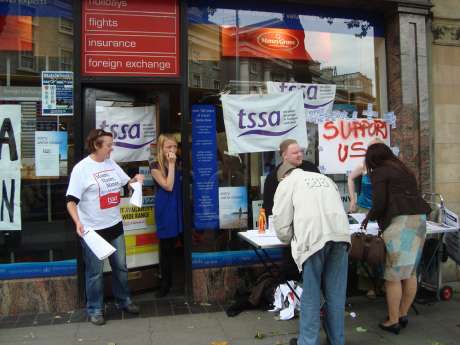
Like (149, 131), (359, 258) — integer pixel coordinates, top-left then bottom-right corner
(0, 2), (76, 269)
(187, 1), (387, 261)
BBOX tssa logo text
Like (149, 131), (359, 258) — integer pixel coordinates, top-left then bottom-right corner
(237, 109), (280, 129)
(100, 122), (140, 140)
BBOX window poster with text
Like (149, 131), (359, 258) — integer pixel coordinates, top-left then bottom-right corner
(192, 105), (219, 230)
(0, 105), (21, 231)
(318, 118), (390, 174)
(218, 187), (248, 230)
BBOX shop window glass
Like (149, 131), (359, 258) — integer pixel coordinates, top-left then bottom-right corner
(0, 1), (76, 269)
(187, 1), (387, 259)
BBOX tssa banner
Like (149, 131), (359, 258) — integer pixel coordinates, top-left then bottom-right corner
(96, 103), (156, 162)
(221, 91), (306, 153)
(266, 82), (336, 123)
(0, 105), (21, 231)
(318, 118), (391, 174)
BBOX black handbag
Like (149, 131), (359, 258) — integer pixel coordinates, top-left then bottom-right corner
(350, 230), (386, 266)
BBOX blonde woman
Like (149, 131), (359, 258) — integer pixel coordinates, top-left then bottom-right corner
(150, 134), (183, 297)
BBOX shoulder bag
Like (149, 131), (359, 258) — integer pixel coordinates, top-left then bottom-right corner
(350, 229), (386, 266)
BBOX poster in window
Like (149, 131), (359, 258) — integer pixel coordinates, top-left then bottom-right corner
(0, 105), (22, 231)
(218, 187), (248, 230)
(34, 131), (68, 177)
(41, 71), (74, 116)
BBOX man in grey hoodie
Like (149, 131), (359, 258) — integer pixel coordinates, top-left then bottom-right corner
(273, 163), (350, 345)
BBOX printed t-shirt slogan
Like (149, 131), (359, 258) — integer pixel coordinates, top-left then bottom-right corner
(221, 91), (306, 154)
(93, 169), (122, 209)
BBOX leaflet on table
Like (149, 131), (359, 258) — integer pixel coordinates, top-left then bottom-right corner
(82, 228), (116, 260)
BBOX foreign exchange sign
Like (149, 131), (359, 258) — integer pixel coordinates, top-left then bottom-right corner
(82, 0), (179, 76)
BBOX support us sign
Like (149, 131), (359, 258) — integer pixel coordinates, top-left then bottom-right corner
(96, 102), (156, 162)
(318, 118), (390, 174)
(0, 105), (21, 231)
(221, 91), (306, 153)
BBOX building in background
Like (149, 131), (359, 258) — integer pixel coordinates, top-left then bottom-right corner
(431, 0), (460, 282)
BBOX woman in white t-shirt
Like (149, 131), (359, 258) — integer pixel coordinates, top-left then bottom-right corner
(66, 129), (144, 326)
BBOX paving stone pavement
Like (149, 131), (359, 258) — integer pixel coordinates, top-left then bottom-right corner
(0, 294), (459, 345)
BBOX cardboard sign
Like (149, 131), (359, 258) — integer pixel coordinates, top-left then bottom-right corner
(318, 118), (390, 174)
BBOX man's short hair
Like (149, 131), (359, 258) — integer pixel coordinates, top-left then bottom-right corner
(279, 139), (297, 155)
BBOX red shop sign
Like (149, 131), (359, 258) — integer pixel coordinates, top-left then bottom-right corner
(221, 27), (311, 61)
(81, 0), (179, 77)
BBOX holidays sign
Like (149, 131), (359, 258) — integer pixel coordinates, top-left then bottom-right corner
(0, 105), (21, 231)
(266, 82), (336, 123)
(96, 103), (156, 163)
(221, 91), (306, 153)
(318, 118), (391, 174)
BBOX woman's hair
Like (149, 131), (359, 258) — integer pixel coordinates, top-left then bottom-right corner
(365, 143), (414, 177)
(85, 129), (113, 153)
(157, 133), (178, 175)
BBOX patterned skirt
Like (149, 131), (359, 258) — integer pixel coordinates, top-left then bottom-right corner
(382, 214), (427, 281)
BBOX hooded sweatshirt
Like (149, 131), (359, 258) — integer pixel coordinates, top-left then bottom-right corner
(273, 169), (350, 271)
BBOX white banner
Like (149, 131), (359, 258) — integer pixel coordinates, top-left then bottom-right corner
(267, 82), (336, 123)
(0, 105), (21, 231)
(221, 91), (306, 153)
(318, 118), (391, 174)
(96, 103), (156, 162)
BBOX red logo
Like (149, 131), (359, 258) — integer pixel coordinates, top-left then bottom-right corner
(100, 192), (120, 209)
(257, 32), (299, 50)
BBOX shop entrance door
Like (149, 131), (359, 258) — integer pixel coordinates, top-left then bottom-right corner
(81, 85), (185, 297)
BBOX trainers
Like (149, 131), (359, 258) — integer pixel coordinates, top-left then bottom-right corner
(89, 315), (105, 326)
(123, 303), (140, 314)
(289, 338), (298, 345)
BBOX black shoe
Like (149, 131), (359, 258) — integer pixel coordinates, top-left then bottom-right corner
(123, 303), (140, 314)
(289, 338), (298, 345)
(89, 315), (105, 326)
(399, 315), (408, 328)
(385, 315), (409, 328)
(379, 322), (401, 334)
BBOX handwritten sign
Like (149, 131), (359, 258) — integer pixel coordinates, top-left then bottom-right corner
(0, 105), (21, 231)
(318, 118), (390, 174)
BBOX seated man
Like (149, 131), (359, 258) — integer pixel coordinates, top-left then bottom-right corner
(273, 162), (351, 345)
